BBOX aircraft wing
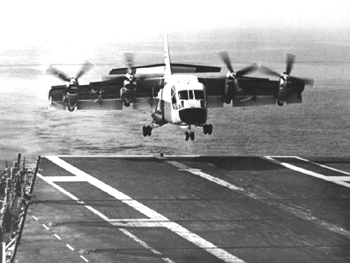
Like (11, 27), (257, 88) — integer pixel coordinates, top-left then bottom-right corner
(48, 76), (164, 111)
(198, 76), (303, 108)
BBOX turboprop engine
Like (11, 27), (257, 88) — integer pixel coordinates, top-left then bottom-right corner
(260, 54), (314, 106)
(46, 60), (95, 111)
(119, 52), (137, 107)
(219, 51), (259, 104)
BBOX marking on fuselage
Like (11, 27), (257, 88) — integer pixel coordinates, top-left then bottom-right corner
(40, 156), (246, 263)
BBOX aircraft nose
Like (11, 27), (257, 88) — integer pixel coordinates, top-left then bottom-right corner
(179, 108), (206, 124)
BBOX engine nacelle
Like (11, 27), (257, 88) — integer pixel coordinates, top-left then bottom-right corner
(223, 78), (236, 104)
(120, 85), (137, 107)
(276, 80), (304, 106)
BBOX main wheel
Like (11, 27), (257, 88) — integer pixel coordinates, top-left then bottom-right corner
(208, 124), (213, 135)
(277, 101), (284, 106)
(185, 132), (189, 141)
(203, 124), (208, 135)
(142, 126), (147, 137)
(190, 132), (195, 141)
(147, 126), (152, 136)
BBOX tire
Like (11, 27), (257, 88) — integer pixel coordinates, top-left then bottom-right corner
(208, 124), (213, 135)
(190, 132), (195, 141)
(147, 126), (152, 136)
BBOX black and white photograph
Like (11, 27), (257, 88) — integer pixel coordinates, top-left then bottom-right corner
(0, 0), (349, 262)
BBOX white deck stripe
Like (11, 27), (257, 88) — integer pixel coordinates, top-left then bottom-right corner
(294, 156), (350, 176)
(66, 244), (74, 251)
(44, 156), (246, 263)
(80, 255), (89, 262)
(120, 228), (162, 255)
(265, 156), (350, 188)
(167, 160), (350, 240)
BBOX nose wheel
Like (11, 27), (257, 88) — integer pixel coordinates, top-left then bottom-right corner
(203, 124), (213, 135)
(142, 125), (152, 137)
(185, 131), (195, 141)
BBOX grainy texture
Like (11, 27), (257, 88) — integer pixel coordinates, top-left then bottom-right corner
(0, 29), (349, 162)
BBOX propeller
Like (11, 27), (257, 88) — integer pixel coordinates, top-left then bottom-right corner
(47, 60), (95, 111)
(124, 51), (135, 74)
(219, 51), (259, 77)
(219, 51), (258, 103)
(46, 66), (70, 82)
(46, 60), (95, 86)
(260, 54), (314, 87)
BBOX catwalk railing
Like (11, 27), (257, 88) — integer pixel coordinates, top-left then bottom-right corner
(0, 154), (41, 263)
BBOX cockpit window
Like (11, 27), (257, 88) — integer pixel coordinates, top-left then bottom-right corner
(178, 91), (188, 100)
(194, 90), (204, 100)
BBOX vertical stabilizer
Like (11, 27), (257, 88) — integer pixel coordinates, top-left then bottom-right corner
(164, 31), (172, 78)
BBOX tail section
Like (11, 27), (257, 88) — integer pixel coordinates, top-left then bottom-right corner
(164, 31), (172, 78)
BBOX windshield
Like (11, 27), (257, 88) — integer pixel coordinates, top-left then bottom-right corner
(178, 90), (204, 100)
(194, 90), (204, 100)
(178, 91), (188, 100)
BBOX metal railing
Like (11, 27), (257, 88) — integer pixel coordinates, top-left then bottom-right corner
(0, 154), (41, 263)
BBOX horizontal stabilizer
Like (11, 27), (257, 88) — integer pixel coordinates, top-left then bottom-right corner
(110, 63), (221, 75)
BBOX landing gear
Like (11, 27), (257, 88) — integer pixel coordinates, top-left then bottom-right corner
(142, 125), (152, 137)
(185, 131), (195, 141)
(203, 124), (213, 135)
(277, 101), (284, 106)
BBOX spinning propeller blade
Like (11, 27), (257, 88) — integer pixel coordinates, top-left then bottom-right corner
(124, 51), (135, 73)
(260, 66), (281, 78)
(220, 51), (258, 76)
(46, 66), (70, 82)
(75, 60), (95, 80)
(219, 51), (234, 73)
(236, 63), (259, 77)
(286, 54), (296, 75)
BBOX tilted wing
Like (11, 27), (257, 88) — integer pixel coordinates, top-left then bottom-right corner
(48, 75), (164, 111)
(198, 76), (303, 108)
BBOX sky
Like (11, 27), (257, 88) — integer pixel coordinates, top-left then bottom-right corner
(0, 0), (349, 50)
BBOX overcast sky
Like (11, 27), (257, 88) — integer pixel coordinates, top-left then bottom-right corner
(0, 0), (349, 50)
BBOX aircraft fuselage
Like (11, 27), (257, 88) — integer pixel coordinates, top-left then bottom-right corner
(155, 75), (207, 126)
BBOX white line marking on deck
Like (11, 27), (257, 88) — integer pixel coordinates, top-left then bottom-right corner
(167, 161), (244, 191)
(265, 156), (350, 189)
(294, 156), (350, 176)
(66, 244), (74, 251)
(167, 160), (350, 240)
(42, 224), (49, 230)
(120, 228), (162, 255)
(42, 156), (246, 263)
(80, 255), (89, 262)
(54, 234), (61, 240)
(32, 215), (38, 221)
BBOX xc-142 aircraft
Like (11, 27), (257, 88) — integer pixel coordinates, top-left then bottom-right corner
(47, 33), (314, 141)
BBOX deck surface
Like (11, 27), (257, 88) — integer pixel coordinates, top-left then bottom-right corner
(16, 155), (350, 263)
